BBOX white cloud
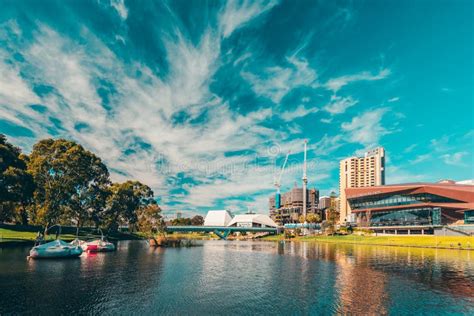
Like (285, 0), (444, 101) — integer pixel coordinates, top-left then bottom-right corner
(219, 0), (280, 38)
(110, 0), (128, 20)
(387, 96), (399, 102)
(0, 22), (303, 212)
(409, 153), (430, 164)
(323, 95), (358, 114)
(0, 61), (41, 127)
(404, 144), (417, 153)
(442, 152), (468, 166)
(280, 104), (318, 121)
(242, 56), (317, 103)
(341, 108), (390, 147)
(325, 68), (390, 93)
(311, 134), (343, 156)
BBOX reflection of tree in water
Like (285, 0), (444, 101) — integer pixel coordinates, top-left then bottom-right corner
(20, 241), (165, 314)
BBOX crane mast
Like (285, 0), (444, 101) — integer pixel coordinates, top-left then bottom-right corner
(302, 140), (308, 221)
(274, 150), (290, 209)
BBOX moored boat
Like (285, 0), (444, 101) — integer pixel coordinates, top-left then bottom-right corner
(81, 239), (115, 252)
(29, 240), (83, 259)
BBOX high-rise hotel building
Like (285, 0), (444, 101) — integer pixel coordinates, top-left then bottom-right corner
(339, 147), (385, 223)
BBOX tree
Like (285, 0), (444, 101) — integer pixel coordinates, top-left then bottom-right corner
(306, 213), (321, 223)
(324, 207), (338, 235)
(0, 134), (35, 224)
(298, 215), (306, 223)
(27, 139), (110, 230)
(170, 217), (192, 226)
(137, 204), (163, 236)
(104, 181), (154, 232)
(191, 215), (204, 226)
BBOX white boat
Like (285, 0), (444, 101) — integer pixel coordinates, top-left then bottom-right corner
(29, 240), (83, 259)
(81, 238), (116, 252)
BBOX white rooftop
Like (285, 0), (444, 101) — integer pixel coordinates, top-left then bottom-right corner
(227, 214), (277, 228)
(204, 210), (233, 226)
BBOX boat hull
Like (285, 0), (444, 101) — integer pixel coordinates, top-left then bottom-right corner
(81, 240), (116, 252)
(29, 240), (83, 259)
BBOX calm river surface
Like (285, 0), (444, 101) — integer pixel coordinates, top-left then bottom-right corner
(1, 240), (473, 315)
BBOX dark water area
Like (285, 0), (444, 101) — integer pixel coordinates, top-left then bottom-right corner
(0, 240), (473, 315)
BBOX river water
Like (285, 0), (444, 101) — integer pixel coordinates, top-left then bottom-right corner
(0, 240), (473, 315)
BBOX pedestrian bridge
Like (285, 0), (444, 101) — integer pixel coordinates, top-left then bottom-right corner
(165, 226), (279, 240)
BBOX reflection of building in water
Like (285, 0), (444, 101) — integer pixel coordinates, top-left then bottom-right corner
(334, 247), (388, 315)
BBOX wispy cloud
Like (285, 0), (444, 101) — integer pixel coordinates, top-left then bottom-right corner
(241, 56), (317, 103)
(387, 97), (400, 102)
(219, 0), (280, 38)
(341, 108), (390, 147)
(325, 68), (390, 93)
(280, 104), (318, 121)
(409, 153), (431, 164)
(442, 152), (468, 166)
(323, 95), (358, 114)
(110, 0), (128, 20)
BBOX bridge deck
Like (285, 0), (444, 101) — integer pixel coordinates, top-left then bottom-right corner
(165, 226), (277, 233)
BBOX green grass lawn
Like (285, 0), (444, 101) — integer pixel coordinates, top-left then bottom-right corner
(0, 227), (141, 245)
(262, 234), (474, 250)
(0, 228), (77, 243)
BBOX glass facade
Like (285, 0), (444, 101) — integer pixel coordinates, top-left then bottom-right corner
(356, 207), (442, 227)
(349, 193), (461, 210)
(465, 210), (474, 224)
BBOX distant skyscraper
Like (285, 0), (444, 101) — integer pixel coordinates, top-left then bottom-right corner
(339, 147), (385, 223)
(318, 196), (331, 210)
(269, 186), (319, 224)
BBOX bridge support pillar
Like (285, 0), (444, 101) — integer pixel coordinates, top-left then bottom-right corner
(213, 229), (230, 240)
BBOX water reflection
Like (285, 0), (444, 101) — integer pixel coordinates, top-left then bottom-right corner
(0, 240), (473, 314)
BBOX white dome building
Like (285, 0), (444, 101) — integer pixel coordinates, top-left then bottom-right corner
(204, 210), (233, 226)
(227, 214), (277, 228)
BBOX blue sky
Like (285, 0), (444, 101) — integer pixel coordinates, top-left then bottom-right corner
(0, 0), (473, 216)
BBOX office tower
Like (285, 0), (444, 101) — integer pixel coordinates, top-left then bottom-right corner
(339, 147), (385, 223)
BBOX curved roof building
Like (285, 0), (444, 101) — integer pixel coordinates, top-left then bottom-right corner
(227, 214), (278, 228)
(346, 182), (474, 231)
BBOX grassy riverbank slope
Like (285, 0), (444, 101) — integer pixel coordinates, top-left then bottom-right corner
(262, 234), (474, 250)
(0, 226), (140, 246)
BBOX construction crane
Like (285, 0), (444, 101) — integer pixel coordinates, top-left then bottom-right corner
(302, 140), (308, 222)
(274, 150), (291, 209)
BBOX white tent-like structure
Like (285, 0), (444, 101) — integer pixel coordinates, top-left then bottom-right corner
(227, 214), (277, 228)
(204, 210), (233, 226)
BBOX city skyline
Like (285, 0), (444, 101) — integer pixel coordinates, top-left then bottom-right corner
(0, 0), (473, 216)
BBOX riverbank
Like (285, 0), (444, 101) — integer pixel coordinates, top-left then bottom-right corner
(262, 234), (474, 250)
(0, 227), (141, 247)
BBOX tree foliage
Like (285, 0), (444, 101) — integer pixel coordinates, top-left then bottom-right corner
(0, 135), (35, 224)
(137, 204), (163, 235)
(170, 217), (192, 226)
(1, 135), (161, 232)
(104, 181), (155, 231)
(27, 139), (110, 228)
(307, 213), (321, 223)
(191, 215), (204, 226)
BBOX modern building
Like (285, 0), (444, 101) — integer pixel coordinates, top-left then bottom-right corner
(318, 196), (331, 210)
(346, 182), (474, 234)
(227, 214), (278, 228)
(203, 210), (233, 226)
(269, 186), (319, 224)
(339, 147), (385, 224)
